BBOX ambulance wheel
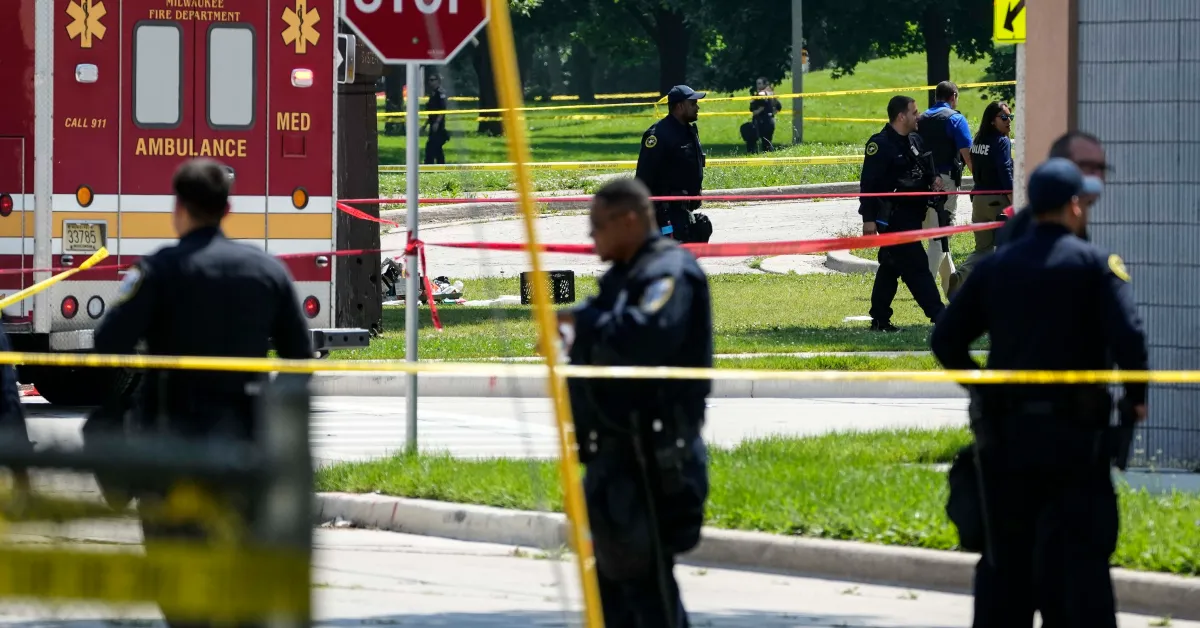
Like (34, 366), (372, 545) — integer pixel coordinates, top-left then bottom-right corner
(32, 367), (138, 407)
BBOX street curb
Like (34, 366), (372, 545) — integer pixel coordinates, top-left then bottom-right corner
(824, 250), (878, 274)
(308, 372), (966, 399)
(314, 492), (1199, 621)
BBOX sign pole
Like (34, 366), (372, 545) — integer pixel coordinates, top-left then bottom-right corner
(791, 0), (803, 144)
(404, 61), (420, 455)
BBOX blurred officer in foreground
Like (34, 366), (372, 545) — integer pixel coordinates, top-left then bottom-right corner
(0, 327), (31, 509)
(423, 71), (449, 165)
(860, 95), (946, 332)
(996, 130), (1109, 248)
(917, 81), (973, 294)
(931, 158), (1148, 628)
(560, 177), (711, 627)
(946, 101), (1015, 297)
(635, 85), (712, 243)
(96, 158), (313, 628)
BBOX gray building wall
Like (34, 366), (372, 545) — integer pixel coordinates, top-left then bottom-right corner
(1077, 0), (1200, 469)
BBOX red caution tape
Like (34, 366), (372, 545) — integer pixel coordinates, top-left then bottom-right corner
(341, 189), (1015, 206)
(429, 222), (1001, 258)
(403, 235), (444, 332)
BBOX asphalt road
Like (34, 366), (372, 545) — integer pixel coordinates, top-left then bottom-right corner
(23, 395), (969, 464)
(0, 527), (1189, 628)
(382, 196), (974, 279)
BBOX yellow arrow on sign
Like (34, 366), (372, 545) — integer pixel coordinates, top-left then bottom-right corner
(994, 0), (1026, 44)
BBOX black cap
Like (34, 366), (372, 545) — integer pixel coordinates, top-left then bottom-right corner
(666, 85), (706, 105)
(1028, 157), (1104, 215)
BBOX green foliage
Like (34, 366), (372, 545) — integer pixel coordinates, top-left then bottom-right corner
(980, 45), (1017, 103)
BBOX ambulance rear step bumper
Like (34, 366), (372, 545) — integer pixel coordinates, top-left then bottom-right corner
(310, 328), (371, 352)
(18, 328), (370, 354)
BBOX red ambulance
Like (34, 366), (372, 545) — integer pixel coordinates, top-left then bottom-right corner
(0, 0), (369, 404)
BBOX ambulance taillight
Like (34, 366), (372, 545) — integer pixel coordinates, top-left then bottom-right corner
(61, 296), (79, 319)
(303, 296), (320, 319)
(0, 194), (12, 217)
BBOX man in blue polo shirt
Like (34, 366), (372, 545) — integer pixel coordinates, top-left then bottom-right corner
(917, 81), (973, 297)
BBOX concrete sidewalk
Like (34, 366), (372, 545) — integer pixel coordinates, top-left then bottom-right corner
(316, 493), (1200, 622)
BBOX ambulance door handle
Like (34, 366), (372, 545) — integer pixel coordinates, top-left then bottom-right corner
(315, 256), (330, 268)
(61, 254), (74, 266)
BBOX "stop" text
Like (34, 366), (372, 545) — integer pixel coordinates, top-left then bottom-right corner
(352, 0), (459, 13)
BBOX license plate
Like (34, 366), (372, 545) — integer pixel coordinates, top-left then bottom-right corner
(63, 221), (107, 254)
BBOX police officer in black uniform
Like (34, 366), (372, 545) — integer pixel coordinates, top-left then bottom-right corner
(931, 158), (1148, 628)
(95, 158), (313, 628)
(860, 95), (946, 332)
(0, 326), (31, 507)
(423, 72), (450, 165)
(561, 178), (711, 628)
(996, 131), (1108, 249)
(635, 85), (712, 244)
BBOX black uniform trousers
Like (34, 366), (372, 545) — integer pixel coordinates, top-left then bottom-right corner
(424, 125), (448, 165)
(973, 424), (1119, 628)
(584, 436), (708, 628)
(747, 119), (776, 153)
(869, 212), (945, 324)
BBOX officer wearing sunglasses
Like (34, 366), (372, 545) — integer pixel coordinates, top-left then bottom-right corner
(946, 101), (1015, 297)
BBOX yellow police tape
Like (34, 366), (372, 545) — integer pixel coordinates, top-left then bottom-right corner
(380, 80), (1018, 118)
(378, 154), (861, 172)
(653, 80), (1020, 105)
(0, 350), (1190, 385)
(0, 249), (109, 312)
(0, 542), (310, 621)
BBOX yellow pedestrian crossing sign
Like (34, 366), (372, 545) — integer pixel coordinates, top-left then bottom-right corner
(994, 0), (1026, 44)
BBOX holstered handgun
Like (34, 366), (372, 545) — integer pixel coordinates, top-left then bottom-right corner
(1112, 397), (1139, 471)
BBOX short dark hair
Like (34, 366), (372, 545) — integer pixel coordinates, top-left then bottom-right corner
(935, 81), (958, 102)
(887, 95), (915, 122)
(1048, 130), (1102, 159)
(172, 159), (230, 225)
(593, 177), (653, 221)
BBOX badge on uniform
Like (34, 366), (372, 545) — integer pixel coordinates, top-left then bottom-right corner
(644, 135), (658, 149)
(116, 266), (144, 304)
(866, 141), (878, 156)
(1108, 254), (1131, 282)
(639, 277), (675, 314)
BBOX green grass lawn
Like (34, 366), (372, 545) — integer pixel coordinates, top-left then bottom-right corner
(378, 54), (996, 195)
(346, 273), (986, 361)
(316, 427), (1200, 576)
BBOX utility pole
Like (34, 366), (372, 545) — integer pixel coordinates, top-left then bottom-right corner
(1012, 43), (1026, 208)
(791, 0), (803, 144)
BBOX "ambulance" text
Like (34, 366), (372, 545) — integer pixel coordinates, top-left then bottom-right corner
(135, 137), (248, 158)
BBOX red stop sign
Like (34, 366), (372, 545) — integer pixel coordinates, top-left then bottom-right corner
(341, 0), (490, 65)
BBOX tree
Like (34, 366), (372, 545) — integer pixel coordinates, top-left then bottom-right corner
(980, 44), (1016, 103)
(808, 0), (995, 108)
(698, 0), (793, 93)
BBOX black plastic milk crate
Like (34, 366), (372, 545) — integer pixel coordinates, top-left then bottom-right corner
(519, 270), (576, 305)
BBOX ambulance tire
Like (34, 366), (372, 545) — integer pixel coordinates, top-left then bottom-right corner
(31, 367), (138, 407)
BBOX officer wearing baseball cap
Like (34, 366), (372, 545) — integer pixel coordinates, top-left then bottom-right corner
(635, 85), (712, 243)
(931, 157), (1147, 628)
